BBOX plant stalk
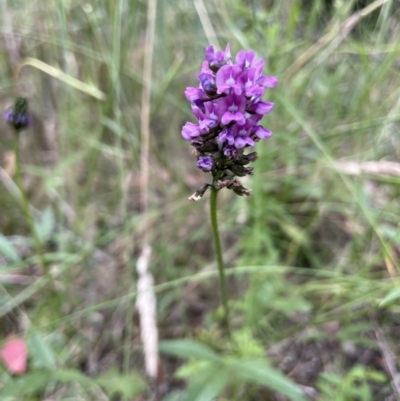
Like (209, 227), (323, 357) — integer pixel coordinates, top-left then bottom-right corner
(210, 184), (231, 338)
(13, 134), (48, 273)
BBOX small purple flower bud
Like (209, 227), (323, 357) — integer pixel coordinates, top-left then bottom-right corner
(198, 74), (217, 96)
(243, 152), (258, 163)
(235, 152), (258, 165)
(223, 145), (238, 158)
(197, 156), (213, 171)
(206, 43), (231, 72)
(4, 97), (31, 132)
(230, 165), (254, 176)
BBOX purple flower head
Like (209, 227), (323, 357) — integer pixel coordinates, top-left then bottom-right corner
(181, 44), (277, 198)
(4, 97), (31, 132)
(197, 156), (213, 171)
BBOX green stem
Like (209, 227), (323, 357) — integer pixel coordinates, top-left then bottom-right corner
(210, 185), (231, 338)
(13, 134), (48, 273)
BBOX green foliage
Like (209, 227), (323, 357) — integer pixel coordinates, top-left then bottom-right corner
(95, 367), (147, 399)
(160, 338), (306, 401)
(33, 207), (56, 245)
(0, 235), (20, 263)
(317, 365), (387, 401)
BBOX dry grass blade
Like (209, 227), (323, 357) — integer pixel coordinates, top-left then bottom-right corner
(16, 58), (105, 100)
(140, 0), (157, 218)
(284, 0), (390, 80)
(374, 324), (400, 399)
(193, 0), (220, 50)
(333, 161), (400, 177)
(135, 245), (159, 379)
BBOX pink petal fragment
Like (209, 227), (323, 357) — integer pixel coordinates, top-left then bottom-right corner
(1, 337), (28, 374)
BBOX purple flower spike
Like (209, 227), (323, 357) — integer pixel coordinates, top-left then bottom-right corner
(197, 156), (213, 171)
(181, 44), (277, 198)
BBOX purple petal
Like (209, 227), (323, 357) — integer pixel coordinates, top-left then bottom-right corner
(248, 101), (274, 115)
(253, 126), (272, 140)
(216, 65), (243, 94)
(182, 122), (201, 140)
(222, 111), (246, 126)
(235, 50), (256, 69)
(185, 87), (207, 102)
(205, 45), (216, 65)
(223, 43), (231, 61)
(235, 135), (254, 149)
(257, 76), (278, 88)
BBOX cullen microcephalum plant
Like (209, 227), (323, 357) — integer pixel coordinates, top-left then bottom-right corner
(4, 97), (48, 272)
(182, 44), (277, 335)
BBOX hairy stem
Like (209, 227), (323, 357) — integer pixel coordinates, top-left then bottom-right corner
(210, 184), (231, 338)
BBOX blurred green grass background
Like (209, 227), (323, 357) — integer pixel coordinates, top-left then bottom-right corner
(1, 0), (400, 399)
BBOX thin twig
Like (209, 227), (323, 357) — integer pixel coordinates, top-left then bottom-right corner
(374, 324), (400, 399)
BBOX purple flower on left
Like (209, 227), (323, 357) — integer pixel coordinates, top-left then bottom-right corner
(4, 97), (31, 132)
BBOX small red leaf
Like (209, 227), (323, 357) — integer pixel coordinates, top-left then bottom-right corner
(1, 337), (28, 374)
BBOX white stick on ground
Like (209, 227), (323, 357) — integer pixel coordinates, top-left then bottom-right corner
(135, 245), (158, 379)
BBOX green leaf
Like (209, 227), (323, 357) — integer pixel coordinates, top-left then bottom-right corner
(27, 330), (56, 369)
(379, 286), (400, 307)
(228, 359), (306, 401)
(53, 369), (96, 386)
(34, 206), (55, 244)
(1, 370), (51, 396)
(159, 340), (220, 362)
(162, 390), (185, 401)
(0, 234), (20, 263)
(184, 362), (230, 401)
(96, 367), (147, 398)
